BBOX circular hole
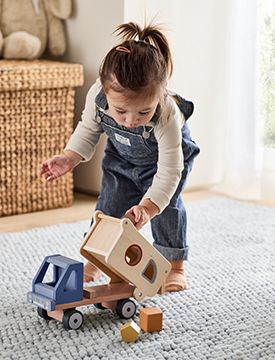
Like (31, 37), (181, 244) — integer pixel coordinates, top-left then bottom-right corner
(125, 245), (142, 266)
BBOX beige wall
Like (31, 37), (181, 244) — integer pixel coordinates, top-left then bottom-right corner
(63, 0), (124, 194)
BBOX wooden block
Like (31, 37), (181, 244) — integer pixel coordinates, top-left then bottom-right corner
(120, 320), (141, 342)
(139, 307), (163, 332)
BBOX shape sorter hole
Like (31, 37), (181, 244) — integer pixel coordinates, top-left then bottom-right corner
(125, 245), (143, 266)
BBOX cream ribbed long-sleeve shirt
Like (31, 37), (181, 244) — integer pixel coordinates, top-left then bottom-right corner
(65, 79), (185, 213)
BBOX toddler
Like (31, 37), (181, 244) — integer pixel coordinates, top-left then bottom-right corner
(40, 22), (200, 292)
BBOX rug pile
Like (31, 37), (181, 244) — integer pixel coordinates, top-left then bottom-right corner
(0, 197), (274, 359)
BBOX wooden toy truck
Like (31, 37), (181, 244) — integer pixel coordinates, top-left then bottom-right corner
(27, 211), (171, 330)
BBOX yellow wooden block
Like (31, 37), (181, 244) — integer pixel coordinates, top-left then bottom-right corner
(120, 320), (141, 342)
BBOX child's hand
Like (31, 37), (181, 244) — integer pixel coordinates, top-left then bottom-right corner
(39, 155), (74, 181)
(124, 205), (150, 230)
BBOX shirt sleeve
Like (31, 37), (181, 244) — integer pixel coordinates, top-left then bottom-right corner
(64, 79), (104, 161)
(141, 96), (185, 213)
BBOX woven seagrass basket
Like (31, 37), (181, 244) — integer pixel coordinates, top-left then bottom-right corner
(0, 60), (84, 216)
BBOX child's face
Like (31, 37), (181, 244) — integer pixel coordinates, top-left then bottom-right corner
(106, 88), (159, 128)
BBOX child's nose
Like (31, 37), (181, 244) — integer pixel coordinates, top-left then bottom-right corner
(125, 114), (138, 126)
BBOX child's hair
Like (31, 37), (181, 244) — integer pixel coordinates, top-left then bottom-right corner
(99, 22), (173, 98)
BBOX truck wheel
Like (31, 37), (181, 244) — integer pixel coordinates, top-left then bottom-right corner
(37, 307), (51, 320)
(116, 299), (137, 319)
(63, 309), (84, 330)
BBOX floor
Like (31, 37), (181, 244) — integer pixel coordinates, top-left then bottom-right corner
(0, 190), (215, 233)
(1, 189), (274, 233)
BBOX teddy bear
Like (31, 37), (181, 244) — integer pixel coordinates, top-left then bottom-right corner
(0, 0), (72, 59)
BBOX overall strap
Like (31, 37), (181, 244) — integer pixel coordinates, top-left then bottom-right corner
(95, 89), (108, 110)
(171, 94), (194, 121)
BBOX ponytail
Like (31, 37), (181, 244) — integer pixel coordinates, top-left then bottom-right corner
(115, 22), (173, 78)
(100, 22), (173, 95)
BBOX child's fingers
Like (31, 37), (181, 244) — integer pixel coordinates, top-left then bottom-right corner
(128, 207), (144, 229)
(43, 171), (53, 181)
(124, 206), (148, 229)
(124, 212), (135, 224)
(39, 161), (58, 181)
(39, 163), (49, 175)
(132, 207), (142, 223)
(124, 209), (139, 225)
(46, 169), (60, 181)
(46, 175), (55, 181)
(134, 218), (143, 230)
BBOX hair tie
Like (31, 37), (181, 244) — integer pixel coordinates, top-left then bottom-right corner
(116, 46), (131, 53)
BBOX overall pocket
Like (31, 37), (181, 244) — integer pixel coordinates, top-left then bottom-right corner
(101, 122), (156, 159)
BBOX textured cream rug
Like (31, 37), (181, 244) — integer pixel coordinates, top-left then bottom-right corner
(0, 197), (274, 359)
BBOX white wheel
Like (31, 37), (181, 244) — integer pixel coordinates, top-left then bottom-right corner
(63, 309), (84, 330)
(116, 299), (137, 319)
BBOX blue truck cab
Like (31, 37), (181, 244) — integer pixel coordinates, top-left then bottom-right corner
(27, 255), (83, 311)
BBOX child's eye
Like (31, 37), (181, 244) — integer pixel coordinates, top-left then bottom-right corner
(139, 112), (149, 116)
(116, 110), (126, 115)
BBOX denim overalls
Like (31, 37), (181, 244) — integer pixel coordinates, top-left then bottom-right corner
(93, 90), (200, 261)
